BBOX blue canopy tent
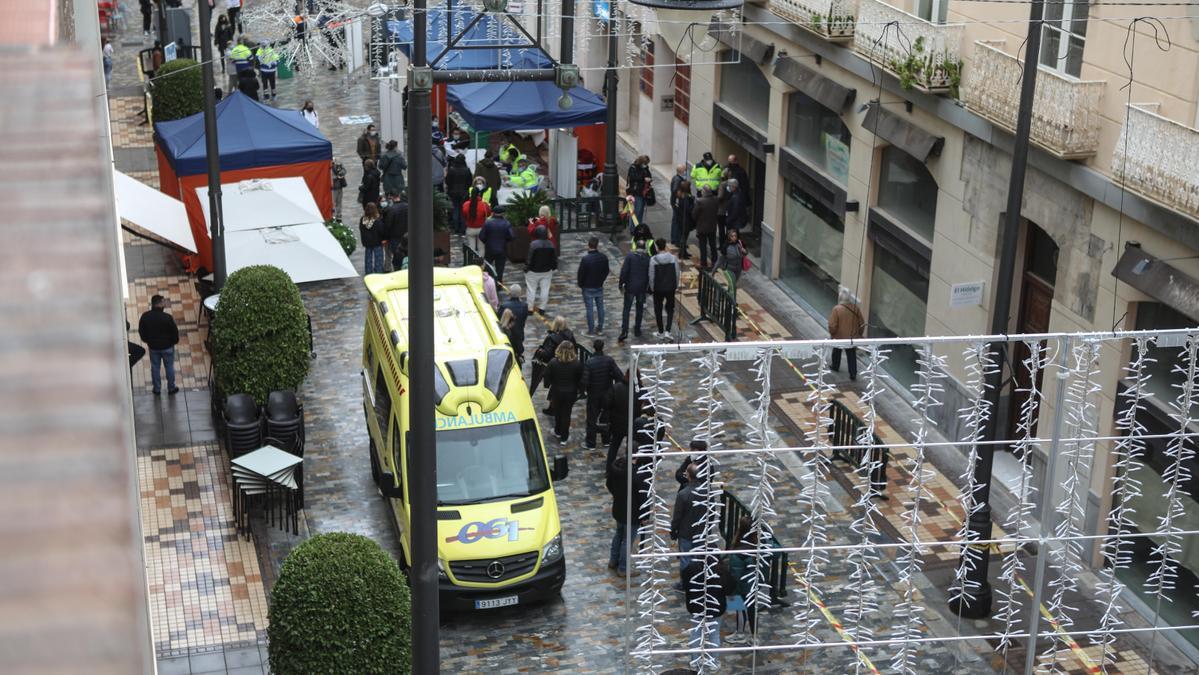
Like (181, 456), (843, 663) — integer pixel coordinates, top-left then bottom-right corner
(446, 80), (606, 131)
(390, 5), (553, 70)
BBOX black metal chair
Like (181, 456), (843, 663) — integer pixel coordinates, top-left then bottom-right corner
(265, 390), (306, 507)
(223, 393), (263, 459)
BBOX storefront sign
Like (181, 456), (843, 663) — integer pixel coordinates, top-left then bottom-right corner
(823, 133), (850, 186)
(950, 281), (985, 308)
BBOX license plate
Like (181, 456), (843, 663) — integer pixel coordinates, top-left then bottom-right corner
(475, 595), (519, 609)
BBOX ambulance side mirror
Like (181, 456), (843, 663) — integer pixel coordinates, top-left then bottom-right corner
(551, 455), (569, 481)
(379, 471), (404, 498)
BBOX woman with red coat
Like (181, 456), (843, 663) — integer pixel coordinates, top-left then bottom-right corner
(461, 185), (492, 253)
(528, 205), (560, 249)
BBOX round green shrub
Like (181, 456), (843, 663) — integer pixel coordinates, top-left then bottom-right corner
(326, 218), (357, 256)
(268, 532), (412, 675)
(152, 58), (205, 123)
(212, 265), (310, 405)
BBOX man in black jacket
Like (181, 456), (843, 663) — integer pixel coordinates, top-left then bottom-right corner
(524, 226), (557, 315)
(581, 339), (623, 449)
(444, 154), (473, 234)
(381, 196), (408, 270)
(618, 247), (651, 342)
(606, 444), (650, 574)
(724, 179), (748, 237)
(576, 236), (609, 337)
(137, 294), (180, 395)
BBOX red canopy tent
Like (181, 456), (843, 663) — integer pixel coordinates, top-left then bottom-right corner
(154, 92), (334, 273)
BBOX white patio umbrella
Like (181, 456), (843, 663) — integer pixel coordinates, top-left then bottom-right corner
(225, 222), (358, 284)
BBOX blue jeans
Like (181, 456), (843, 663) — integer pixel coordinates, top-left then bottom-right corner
(678, 536), (694, 577)
(149, 347), (176, 393)
(450, 195), (465, 233)
(634, 195), (646, 224)
(620, 292), (646, 337)
(364, 246), (384, 275)
(582, 287), (605, 333)
(609, 522), (627, 572)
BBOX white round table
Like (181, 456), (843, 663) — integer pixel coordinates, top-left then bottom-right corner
(203, 293), (220, 313)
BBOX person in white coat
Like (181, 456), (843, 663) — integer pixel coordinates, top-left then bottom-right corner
(301, 100), (319, 128)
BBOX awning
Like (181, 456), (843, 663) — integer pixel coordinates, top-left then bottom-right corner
(862, 102), (944, 162)
(1112, 243), (1199, 322)
(113, 169), (196, 253)
(709, 19), (774, 65)
(446, 79), (606, 131)
(773, 56), (855, 112)
(197, 177), (325, 233)
(226, 223), (358, 285)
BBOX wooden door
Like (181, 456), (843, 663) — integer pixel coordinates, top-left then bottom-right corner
(1008, 259), (1056, 441)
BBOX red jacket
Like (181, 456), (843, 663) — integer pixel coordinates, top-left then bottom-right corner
(528, 216), (559, 248)
(461, 198), (492, 230)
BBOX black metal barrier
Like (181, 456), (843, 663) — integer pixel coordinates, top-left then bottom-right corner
(549, 196), (622, 235)
(719, 490), (789, 606)
(691, 270), (737, 342)
(461, 242), (484, 270)
(828, 398), (889, 495)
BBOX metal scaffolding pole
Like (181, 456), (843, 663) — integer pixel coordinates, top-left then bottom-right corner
(196, 0), (226, 288)
(949, 0), (1046, 620)
(600, 10), (619, 231)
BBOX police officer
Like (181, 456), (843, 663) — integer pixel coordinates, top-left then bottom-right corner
(510, 159), (538, 189)
(690, 151), (722, 193)
(256, 42), (280, 101)
(229, 37), (254, 74)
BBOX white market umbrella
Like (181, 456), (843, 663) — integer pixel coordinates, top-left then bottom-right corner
(113, 169), (196, 252)
(197, 177), (324, 233)
(225, 222), (357, 284)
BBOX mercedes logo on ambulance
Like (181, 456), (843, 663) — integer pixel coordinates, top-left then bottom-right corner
(486, 561), (506, 579)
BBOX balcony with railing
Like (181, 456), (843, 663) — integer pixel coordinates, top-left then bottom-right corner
(852, 0), (963, 92)
(1113, 103), (1199, 217)
(768, 0), (857, 41)
(961, 40), (1104, 160)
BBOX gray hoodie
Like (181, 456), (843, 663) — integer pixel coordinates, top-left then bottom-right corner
(648, 250), (680, 293)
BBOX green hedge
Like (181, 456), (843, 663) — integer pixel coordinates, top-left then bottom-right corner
(152, 58), (205, 123)
(211, 265), (310, 405)
(268, 533), (412, 674)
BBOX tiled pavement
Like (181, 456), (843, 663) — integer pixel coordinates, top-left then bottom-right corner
(108, 9), (1193, 674)
(126, 275), (211, 394)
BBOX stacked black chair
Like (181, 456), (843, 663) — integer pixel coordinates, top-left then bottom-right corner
(223, 393), (263, 459)
(265, 390), (305, 507)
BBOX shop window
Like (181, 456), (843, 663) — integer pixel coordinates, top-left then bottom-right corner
(674, 58), (690, 126)
(786, 92), (852, 186)
(868, 245), (929, 389)
(718, 50), (769, 131)
(877, 146), (938, 244)
(639, 40), (654, 97)
(781, 182), (844, 317)
(1131, 303), (1199, 407)
(1040, 0), (1088, 77)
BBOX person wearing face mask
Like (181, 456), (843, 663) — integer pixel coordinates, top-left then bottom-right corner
(300, 100), (319, 128)
(474, 150), (502, 206)
(690, 151), (722, 193)
(357, 124), (380, 167)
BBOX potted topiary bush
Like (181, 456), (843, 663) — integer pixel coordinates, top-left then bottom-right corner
(211, 264), (311, 405)
(152, 58), (205, 123)
(504, 190), (548, 264)
(268, 532), (412, 674)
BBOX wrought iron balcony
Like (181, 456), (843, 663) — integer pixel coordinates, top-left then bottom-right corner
(768, 0), (857, 41)
(852, 0), (962, 92)
(961, 40), (1104, 160)
(1113, 103), (1199, 217)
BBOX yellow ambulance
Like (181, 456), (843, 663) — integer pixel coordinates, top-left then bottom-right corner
(361, 266), (568, 611)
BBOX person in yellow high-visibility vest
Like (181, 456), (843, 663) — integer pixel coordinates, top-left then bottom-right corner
(255, 43), (280, 100)
(229, 37), (254, 74)
(510, 159), (539, 189)
(501, 143), (525, 171)
(690, 151), (722, 192)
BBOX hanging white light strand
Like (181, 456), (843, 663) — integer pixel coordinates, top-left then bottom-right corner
(994, 339), (1049, 655)
(790, 348), (836, 646)
(632, 350), (675, 675)
(843, 344), (890, 672)
(745, 345), (781, 658)
(1038, 338), (1103, 673)
(687, 349), (726, 674)
(890, 344), (946, 675)
(1092, 336), (1153, 670)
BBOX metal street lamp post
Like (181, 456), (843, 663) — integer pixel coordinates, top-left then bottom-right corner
(196, 0), (227, 289)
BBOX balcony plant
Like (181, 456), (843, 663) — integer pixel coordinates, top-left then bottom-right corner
(211, 264), (310, 405)
(888, 36), (962, 94)
(268, 532), (412, 674)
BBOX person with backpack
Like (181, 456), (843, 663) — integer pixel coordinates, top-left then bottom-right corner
(524, 226), (557, 316)
(618, 244), (651, 343)
(648, 238), (680, 340)
(544, 340), (583, 443)
(529, 317), (574, 397)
